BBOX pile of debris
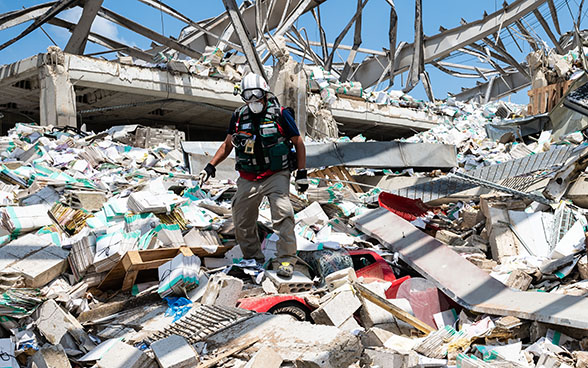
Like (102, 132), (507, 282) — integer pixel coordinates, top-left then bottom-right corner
(3, 100), (588, 367)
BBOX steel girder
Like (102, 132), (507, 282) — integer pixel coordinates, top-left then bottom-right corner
(452, 69), (531, 103)
(352, 0), (547, 88)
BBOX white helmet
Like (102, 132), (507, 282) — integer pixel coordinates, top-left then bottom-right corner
(240, 73), (270, 94)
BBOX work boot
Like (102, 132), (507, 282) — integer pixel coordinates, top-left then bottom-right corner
(277, 262), (294, 278)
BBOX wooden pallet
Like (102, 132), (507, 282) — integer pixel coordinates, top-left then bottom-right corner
(99, 245), (230, 291)
(309, 165), (364, 193)
(527, 80), (572, 115)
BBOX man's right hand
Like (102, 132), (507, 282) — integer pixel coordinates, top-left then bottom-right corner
(198, 163), (216, 187)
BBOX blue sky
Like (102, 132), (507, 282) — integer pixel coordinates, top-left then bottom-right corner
(0, 0), (585, 103)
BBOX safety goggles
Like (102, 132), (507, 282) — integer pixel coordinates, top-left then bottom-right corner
(241, 88), (265, 102)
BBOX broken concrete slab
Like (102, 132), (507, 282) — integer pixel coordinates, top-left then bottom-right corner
(358, 282), (413, 328)
(151, 334), (198, 368)
(352, 207), (588, 330)
(205, 314), (362, 368)
(244, 346), (283, 368)
(31, 344), (72, 368)
(361, 327), (397, 347)
(7, 245), (69, 287)
(579, 255), (588, 280)
(505, 269), (533, 291)
(35, 299), (95, 352)
(310, 289), (361, 327)
(362, 347), (419, 368)
(97, 340), (156, 368)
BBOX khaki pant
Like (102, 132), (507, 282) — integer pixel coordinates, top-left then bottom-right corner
(231, 170), (297, 264)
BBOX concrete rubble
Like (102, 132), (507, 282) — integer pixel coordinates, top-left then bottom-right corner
(0, 101), (587, 367)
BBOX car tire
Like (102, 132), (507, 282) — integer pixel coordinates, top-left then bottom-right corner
(268, 303), (311, 321)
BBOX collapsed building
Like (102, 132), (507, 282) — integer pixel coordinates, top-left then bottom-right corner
(2, 0), (588, 367)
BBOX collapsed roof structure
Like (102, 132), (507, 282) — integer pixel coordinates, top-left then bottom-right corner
(0, 0), (573, 140)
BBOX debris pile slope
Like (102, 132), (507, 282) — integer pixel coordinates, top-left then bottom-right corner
(5, 101), (588, 367)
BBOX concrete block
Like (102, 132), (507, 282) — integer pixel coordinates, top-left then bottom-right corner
(574, 351), (588, 368)
(338, 315), (361, 332)
(480, 197), (523, 261)
(567, 174), (588, 209)
(151, 334), (198, 368)
(505, 269), (533, 291)
(578, 255), (588, 280)
(310, 289), (361, 327)
(435, 230), (464, 246)
(488, 224), (519, 261)
(359, 282), (413, 328)
(361, 327), (396, 347)
(35, 299), (94, 351)
(325, 267), (357, 291)
(97, 340), (156, 368)
(201, 273), (243, 307)
(460, 207), (484, 229)
(8, 246), (69, 287)
(362, 348), (418, 368)
(245, 346), (283, 368)
(31, 344), (72, 368)
(466, 255), (497, 273)
(265, 270), (313, 293)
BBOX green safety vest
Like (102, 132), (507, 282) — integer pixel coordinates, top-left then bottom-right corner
(233, 99), (295, 174)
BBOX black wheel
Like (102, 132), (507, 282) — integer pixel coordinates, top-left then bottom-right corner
(268, 302), (311, 321)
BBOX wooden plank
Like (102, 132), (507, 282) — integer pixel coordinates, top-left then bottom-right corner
(122, 269), (139, 291)
(353, 281), (434, 335)
(130, 259), (170, 271)
(334, 166), (363, 193)
(99, 246), (230, 291)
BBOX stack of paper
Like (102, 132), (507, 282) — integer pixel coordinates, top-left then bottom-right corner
(128, 191), (185, 214)
(1, 204), (52, 235)
(154, 224), (185, 248)
(48, 203), (93, 235)
(93, 230), (140, 273)
(66, 227), (96, 279)
(124, 213), (160, 235)
(158, 253), (200, 297)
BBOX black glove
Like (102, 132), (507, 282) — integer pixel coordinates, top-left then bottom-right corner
(295, 169), (309, 193)
(198, 163), (216, 187)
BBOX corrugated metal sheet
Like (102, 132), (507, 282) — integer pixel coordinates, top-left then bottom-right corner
(391, 145), (577, 202)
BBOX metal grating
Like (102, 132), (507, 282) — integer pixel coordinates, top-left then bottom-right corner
(391, 146), (578, 202)
(148, 304), (255, 344)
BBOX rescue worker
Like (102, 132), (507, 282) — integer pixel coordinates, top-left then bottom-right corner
(198, 73), (308, 278)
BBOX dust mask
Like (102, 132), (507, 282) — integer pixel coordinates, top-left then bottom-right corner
(248, 101), (264, 114)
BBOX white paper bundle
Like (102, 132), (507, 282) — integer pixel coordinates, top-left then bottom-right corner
(93, 230), (140, 273)
(180, 203), (217, 228)
(158, 253), (201, 297)
(1, 204), (52, 235)
(66, 227), (96, 279)
(154, 224), (184, 248)
(127, 191), (185, 214)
